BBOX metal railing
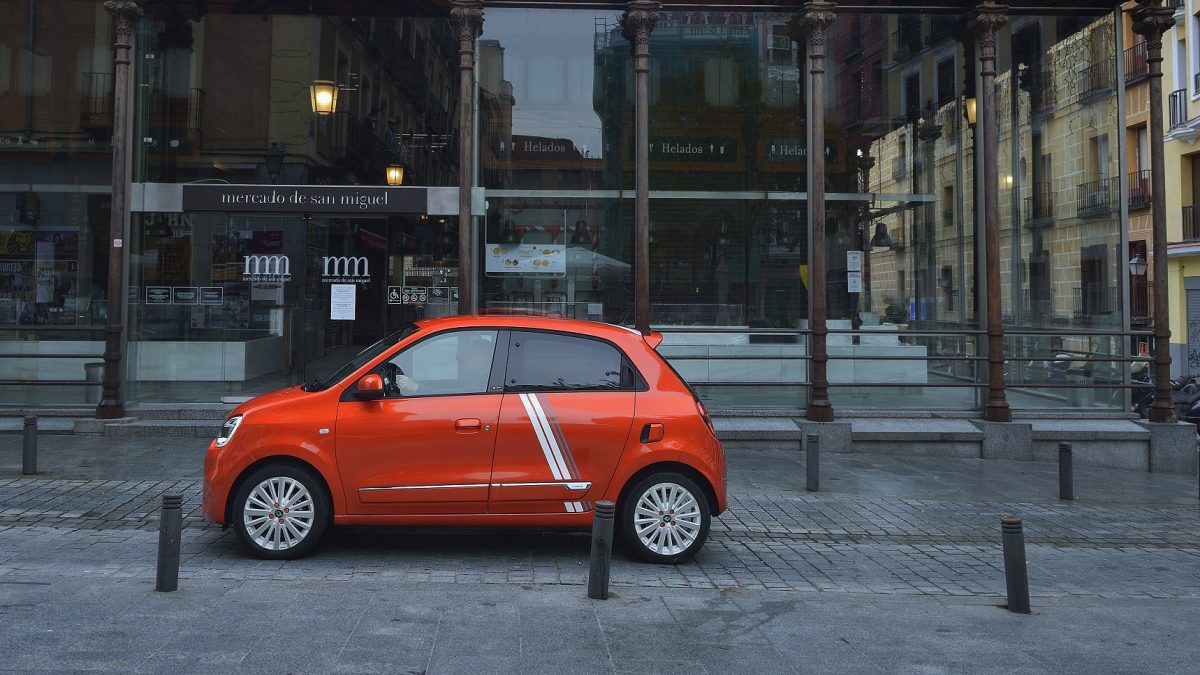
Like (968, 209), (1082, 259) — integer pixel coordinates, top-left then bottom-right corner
(1023, 184), (1055, 222)
(1170, 89), (1189, 129)
(1076, 177), (1118, 217)
(1125, 43), (1149, 84)
(656, 325), (1152, 411)
(1128, 170), (1151, 211)
(1077, 63), (1114, 101)
(1183, 205), (1200, 241)
(80, 72), (114, 130)
(0, 325), (105, 388)
(1073, 286), (1118, 317)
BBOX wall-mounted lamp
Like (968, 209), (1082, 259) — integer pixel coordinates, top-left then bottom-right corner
(963, 97), (977, 126)
(265, 142), (285, 184)
(385, 164), (405, 186)
(1128, 253), (1148, 277)
(870, 222), (893, 249)
(570, 219), (592, 246)
(1004, 174), (1014, 189)
(309, 80), (339, 115)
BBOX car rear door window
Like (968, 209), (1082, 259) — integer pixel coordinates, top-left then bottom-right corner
(505, 331), (628, 391)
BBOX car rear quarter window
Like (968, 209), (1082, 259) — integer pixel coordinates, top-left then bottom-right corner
(505, 331), (629, 391)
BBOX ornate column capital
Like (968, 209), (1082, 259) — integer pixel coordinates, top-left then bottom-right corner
(104, 1), (143, 41)
(621, 0), (660, 51)
(450, 0), (484, 53)
(1131, 2), (1176, 49)
(787, 1), (836, 47)
(966, 2), (1008, 51)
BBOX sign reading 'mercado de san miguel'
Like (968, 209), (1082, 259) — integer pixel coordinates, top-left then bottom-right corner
(182, 185), (426, 214)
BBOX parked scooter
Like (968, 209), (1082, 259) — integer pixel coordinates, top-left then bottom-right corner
(1131, 368), (1200, 430)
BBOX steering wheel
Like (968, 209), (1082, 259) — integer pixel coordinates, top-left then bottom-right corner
(381, 362), (404, 396)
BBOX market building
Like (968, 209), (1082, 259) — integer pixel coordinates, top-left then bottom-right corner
(0, 0), (1172, 423)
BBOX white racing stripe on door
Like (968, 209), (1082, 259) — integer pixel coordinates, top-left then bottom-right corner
(519, 392), (564, 481)
(525, 393), (573, 480)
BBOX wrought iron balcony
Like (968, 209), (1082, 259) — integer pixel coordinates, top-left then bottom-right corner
(1129, 170), (1151, 211)
(1077, 63), (1114, 102)
(1170, 89), (1189, 129)
(1184, 205), (1200, 242)
(1125, 43), (1149, 84)
(1130, 278), (1152, 327)
(1023, 185), (1055, 223)
(80, 72), (114, 130)
(1073, 286), (1117, 317)
(1076, 178), (1118, 218)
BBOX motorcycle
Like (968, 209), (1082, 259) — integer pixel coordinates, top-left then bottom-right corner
(1131, 370), (1200, 430)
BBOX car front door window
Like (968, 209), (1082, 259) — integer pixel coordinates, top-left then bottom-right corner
(381, 330), (498, 397)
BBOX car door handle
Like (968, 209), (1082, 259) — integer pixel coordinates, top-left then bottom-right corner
(455, 418), (482, 431)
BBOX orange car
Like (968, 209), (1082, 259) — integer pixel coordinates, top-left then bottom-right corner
(203, 315), (727, 564)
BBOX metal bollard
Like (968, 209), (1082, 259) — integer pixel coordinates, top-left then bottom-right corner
(1000, 515), (1030, 614)
(1058, 442), (1073, 501)
(155, 493), (183, 592)
(22, 416), (37, 475)
(806, 433), (819, 492)
(587, 500), (615, 600)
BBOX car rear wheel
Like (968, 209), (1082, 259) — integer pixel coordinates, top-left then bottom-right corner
(233, 464), (329, 560)
(621, 472), (710, 564)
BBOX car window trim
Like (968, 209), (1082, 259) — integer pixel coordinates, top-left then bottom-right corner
(501, 329), (647, 394)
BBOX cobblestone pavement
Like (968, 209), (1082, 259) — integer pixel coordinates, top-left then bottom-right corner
(1, 444), (1197, 602)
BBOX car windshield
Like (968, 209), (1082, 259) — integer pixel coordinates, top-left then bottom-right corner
(303, 323), (419, 391)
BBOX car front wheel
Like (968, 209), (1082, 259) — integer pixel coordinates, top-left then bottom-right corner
(233, 464), (329, 559)
(621, 472), (710, 564)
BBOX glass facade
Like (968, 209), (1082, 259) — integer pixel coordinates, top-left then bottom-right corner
(0, 0), (1133, 414)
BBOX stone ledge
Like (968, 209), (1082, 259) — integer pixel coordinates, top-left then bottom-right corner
(1029, 419), (1150, 441)
(713, 417), (803, 441)
(850, 418), (984, 442)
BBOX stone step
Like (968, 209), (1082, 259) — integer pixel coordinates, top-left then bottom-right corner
(102, 419), (222, 439)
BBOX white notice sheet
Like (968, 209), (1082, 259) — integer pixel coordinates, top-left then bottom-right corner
(330, 283), (356, 320)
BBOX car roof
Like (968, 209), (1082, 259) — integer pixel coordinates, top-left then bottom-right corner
(414, 315), (646, 345)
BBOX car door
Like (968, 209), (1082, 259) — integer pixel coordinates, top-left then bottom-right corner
(335, 328), (506, 515)
(489, 330), (637, 515)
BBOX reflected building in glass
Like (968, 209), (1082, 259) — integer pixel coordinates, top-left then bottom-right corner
(0, 0), (1145, 418)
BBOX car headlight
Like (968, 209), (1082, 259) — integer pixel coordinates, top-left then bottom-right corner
(215, 415), (243, 447)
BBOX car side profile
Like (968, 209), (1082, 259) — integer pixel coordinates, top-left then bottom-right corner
(202, 315), (727, 564)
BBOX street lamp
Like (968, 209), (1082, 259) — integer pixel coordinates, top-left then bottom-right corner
(963, 97), (977, 126)
(309, 80), (338, 115)
(265, 142), (285, 184)
(1128, 252), (1148, 277)
(385, 164), (404, 186)
(869, 222), (893, 249)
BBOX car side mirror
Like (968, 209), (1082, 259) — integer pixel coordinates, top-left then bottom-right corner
(354, 373), (385, 400)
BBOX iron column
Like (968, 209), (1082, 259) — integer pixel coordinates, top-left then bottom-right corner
(451, 0), (483, 316)
(97, 0), (142, 420)
(968, 2), (1012, 422)
(623, 1), (660, 335)
(1132, 1), (1177, 423)
(792, 2), (837, 422)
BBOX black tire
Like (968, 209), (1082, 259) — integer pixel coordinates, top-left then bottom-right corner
(232, 464), (330, 560)
(620, 471), (711, 564)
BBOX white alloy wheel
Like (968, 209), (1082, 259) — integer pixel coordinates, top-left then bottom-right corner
(622, 472), (711, 564)
(233, 464), (329, 559)
(243, 476), (316, 552)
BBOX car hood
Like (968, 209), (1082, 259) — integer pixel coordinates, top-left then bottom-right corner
(229, 385), (311, 418)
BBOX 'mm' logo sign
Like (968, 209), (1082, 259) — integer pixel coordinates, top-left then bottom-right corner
(322, 256), (371, 284)
(243, 255), (291, 282)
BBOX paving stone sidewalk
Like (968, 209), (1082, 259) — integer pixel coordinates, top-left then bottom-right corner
(1, 439), (1197, 602)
